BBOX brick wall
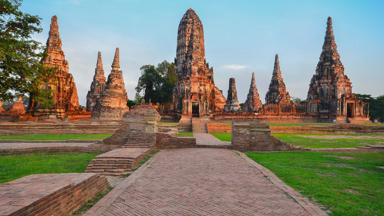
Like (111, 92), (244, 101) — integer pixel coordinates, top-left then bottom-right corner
(231, 121), (295, 151)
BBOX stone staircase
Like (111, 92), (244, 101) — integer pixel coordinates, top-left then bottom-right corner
(86, 148), (150, 176)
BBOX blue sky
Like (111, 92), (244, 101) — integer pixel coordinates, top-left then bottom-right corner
(23, 0), (384, 105)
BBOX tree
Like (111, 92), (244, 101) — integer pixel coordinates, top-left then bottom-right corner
(355, 94), (384, 122)
(370, 95), (384, 122)
(0, 0), (45, 102)
(135, 61), (177, 104)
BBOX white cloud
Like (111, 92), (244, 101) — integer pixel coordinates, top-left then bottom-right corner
(221, 64), (248, 71)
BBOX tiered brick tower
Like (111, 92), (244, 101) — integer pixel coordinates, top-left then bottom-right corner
(86, 52), (106, 112)
(173, 9), (225, 117)
(92, 48), (129, 120)
(307, 17), (367, 122)
(243, 72), (262, 112)
(265, 54), (291, 104)
(30, 16), (79, 119)
(224, 78), (241, 112)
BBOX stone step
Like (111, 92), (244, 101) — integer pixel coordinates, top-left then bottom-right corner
(85, 148), (150, 176)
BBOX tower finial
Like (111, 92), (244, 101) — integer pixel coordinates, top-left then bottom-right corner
(273, 54), (281, 76)
(112, 48), (120, 69)
(96, 51), (103, 69)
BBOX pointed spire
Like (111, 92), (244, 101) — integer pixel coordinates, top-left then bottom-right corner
(96, 51), (103, 70)
(112, 48), (120, 69)
(244, 72), (262, 112)
(323, 16), (337, 51)
(47, 15), (62, 49)
(273, 54), (282, 77)
(266, 54), (290, 104)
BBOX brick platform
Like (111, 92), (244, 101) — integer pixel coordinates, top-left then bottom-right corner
(0, 173), (109, 216)
(86, 148), (150, 176)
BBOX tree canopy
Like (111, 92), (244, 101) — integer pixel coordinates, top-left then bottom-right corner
(0, 0), (45, 102)
(135, 61), (176, 104)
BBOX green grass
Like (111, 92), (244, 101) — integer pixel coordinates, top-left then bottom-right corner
(0, 133), (112, 141)
(211, 132), (232, 141)
(177, 131), (193, 137)
(0, 152), (98, 183)
(273, 133), (384, 148)
(268, 122), (335, 127)
(246, 151), (384, 216)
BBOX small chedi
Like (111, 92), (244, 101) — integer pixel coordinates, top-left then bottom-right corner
(92, 48), (129, 120)
(86, 52), (106, 112)
(173, 9), (226, 118)
(224, 78), (241, 112)
(9, 96), (26, 115)
(29, 16), (80, 119)
(265, 54), (291, 105)
(243, 72), (262, 112)
(306, 17), (368, 122)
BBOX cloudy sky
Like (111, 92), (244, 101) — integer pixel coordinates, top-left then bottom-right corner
(23, 0), (384, 105)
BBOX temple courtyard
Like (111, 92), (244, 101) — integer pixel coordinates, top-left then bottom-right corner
(0, 119), (383, 216)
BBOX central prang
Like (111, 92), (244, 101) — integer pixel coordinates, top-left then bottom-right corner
(173, 9), (226, 117)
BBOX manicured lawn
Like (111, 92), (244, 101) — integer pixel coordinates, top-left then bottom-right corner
(0, 133), (112, 141)
(268, 122), (334, 127)
(211, 132), (232, 141)
(273, 133), (383, 148)
(246, 151), (384, 216)
(177, 131), (193, 137)
(0, 152), (98, 184)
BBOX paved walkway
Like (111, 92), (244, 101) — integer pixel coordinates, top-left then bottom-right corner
(85, 148), (326, 216)
(194, 132), (231, 146)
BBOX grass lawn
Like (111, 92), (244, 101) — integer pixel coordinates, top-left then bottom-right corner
(177, 131), (193, 137)
(268, 122), (334, 127)
(273, 133), (384, 148)
(0, 133), (112, 141)
(211, 132), (232, 142)
(246, 151), (384, 216)
(0, 152), (98, 183)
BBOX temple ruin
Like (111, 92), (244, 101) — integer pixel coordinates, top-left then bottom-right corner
(265, 54), (291, 105)
(173, 9), (226, 118)
(224, 78), (241, 112)
(86, 52), (106, 112)
(306, 17), (368, 123)
(92, 48), (129, 120)
(243, 73), (262, 112)
(29, 16), (80, 119)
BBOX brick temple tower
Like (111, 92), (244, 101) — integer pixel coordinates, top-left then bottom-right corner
(86, 51), (106, 112)
(29, 15), (80, 119)
(243, 72), (262, 112)
(173, 9), (225, 118)
(307, 17), (368, 122)
(265, 54), (291, 104)
(92, 48), (129, 120)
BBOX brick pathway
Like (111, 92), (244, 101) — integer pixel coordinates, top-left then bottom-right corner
(85, 148), (327, 216)
(194, 132), (231, 146)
